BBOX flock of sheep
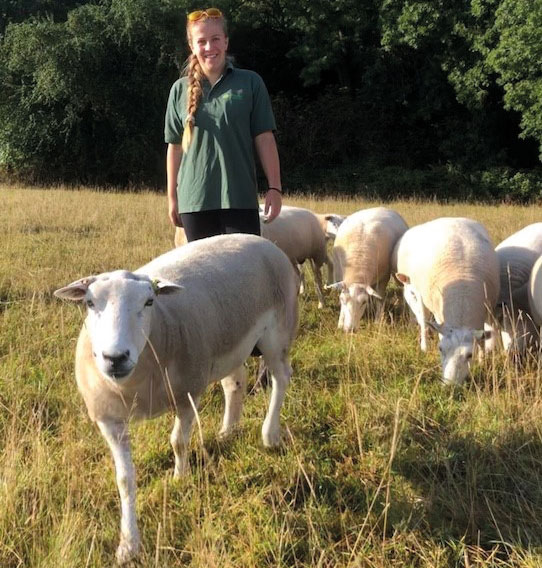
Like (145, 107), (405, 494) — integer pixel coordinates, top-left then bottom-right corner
(54, 204), (542, 564)
(259, 205), (542, 385)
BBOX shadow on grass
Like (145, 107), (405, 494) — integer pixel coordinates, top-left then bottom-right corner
(392, 425), (542, 550)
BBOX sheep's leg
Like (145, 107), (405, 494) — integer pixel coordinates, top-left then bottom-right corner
(254, 356), (270, 390)
(419, 309), (430, 352)
(325, 253), (334, 285)
(260, 352), (292, 447)
(97, 420), (140, 565)
(374, 279), (388, 320)
(170, 394), (200, 478)
(219, 365), (247, 437)
(403, 286), (428, 351)
(482, 321), (498, 355)
(338, 303), (346, 329)
(374, 302), (384, 321)
(298, 263), (305, 295)
(310, 259), (325, 309)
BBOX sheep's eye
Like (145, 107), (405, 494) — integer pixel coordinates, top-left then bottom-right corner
(466, 353), (473, 360)
(86, 299), (94, 309)
(145, 298), (154, 307)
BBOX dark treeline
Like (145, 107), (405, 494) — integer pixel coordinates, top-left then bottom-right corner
(1, 0), (542, 200)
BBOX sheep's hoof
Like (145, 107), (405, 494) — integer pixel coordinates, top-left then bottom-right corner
(116, 537), (140, 565)
(173, 463), (189, 479)
(262, 424), (281, 447)
(218, 425), (238, 440)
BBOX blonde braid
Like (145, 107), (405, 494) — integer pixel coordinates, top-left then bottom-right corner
(182, 54), (203, 152)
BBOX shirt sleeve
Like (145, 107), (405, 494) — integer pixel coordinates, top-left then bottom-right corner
(164, 79), (184, 144)
(250, 73), (277, 138)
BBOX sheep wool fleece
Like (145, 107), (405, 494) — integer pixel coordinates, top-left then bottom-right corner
(164, 64), (276, 213)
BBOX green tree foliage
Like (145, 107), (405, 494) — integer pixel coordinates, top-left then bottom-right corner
(379, 0), (539, 168)
(0, 0), (82, 36)
(488, 0), (542, 160)
(0, 0), (184, 184)
(0, 0), (541, 192)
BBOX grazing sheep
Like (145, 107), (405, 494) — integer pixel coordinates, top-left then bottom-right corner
(315, 213), (346, 241)
(54, 234), (298, 564)
(494, 223), (542, 353)
(328, 207), (408, 331)
(260, 205), (328, 308)
(174, 206), (332, 305)
(314, 212), (346, 283)
(394, 217), (499, 385)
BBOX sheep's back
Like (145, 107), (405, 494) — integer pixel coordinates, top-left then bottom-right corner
(334, 208), (407, 285)
(496, 223), (542, 309)
(261, 208), (326, 265)
(397, 218), (499, 328)
(529, 254), (542, 326)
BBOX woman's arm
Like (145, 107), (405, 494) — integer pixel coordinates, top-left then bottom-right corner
(254, 131), (282, 222)
(166, 143), (183, 227)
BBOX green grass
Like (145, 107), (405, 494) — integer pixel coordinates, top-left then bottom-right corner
(2, 185), (542, 567)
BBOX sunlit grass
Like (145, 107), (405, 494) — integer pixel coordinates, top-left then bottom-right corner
(2, 184), (542, 566)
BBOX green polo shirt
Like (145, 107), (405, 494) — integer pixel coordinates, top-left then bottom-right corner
(164, 64), (276, 213)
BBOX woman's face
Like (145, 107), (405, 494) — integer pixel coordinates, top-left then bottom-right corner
(189, 19), (228, 80)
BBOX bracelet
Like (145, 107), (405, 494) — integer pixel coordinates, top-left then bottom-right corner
(267, 187), (282, 194)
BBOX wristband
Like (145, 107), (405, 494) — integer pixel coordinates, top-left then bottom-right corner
(267, 187), (282, 194)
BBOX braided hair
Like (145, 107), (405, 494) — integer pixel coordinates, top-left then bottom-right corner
(182, 13), (228, 152)
(181, 54), (203, 152)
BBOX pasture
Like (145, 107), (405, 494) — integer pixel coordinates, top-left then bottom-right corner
(2, 185), (542, 567)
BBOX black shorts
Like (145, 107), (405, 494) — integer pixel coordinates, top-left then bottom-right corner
(180, 208), (261, 243)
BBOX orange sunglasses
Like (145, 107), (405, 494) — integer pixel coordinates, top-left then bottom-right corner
(187, 8), (223, 21)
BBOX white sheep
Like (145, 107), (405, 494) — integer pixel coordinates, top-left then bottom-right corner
(394, 217), (500, 385)
(260, 205), (329, 308)
(174, 206), (330, 307)
(315, 213), (346, 241)
(528, 253), (542, 329)
(54, 234), (299, 564)
(495, 223), (542, 353)
(314, 212), (346, 283)
(327, 207), (408, 331)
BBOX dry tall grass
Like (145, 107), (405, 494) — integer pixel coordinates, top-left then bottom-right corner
(2, 185), (542, 567)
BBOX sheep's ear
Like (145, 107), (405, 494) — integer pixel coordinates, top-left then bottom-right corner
(366, 285), (383, 300)
(54, 276), (98, 301)
(151, 278), (183, 295)
(473, 329), (492, 342)
(395, 273), (410, 285)
(325, 281), (345, 292)
(426, 319), (445, 334)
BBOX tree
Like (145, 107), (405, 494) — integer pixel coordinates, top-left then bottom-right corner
(488, 0), (542, 160)
(0, 0), (185, 184)
(379, 0), (539, 167)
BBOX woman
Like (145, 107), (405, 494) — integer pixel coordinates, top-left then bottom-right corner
(164, 8), (282, 242)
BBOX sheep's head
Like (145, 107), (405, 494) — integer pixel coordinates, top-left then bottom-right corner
(429, 322), (489, 385)
(55, 271), (182, 383)
(326, 281), (382, 332)
(324, 214), (346, 239)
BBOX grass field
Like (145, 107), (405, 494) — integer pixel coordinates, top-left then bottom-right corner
(2, 185), (542, 567)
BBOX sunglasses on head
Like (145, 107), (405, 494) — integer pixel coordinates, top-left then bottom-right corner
(187, 8), (223, 21)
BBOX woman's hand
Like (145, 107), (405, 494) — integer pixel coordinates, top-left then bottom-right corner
(263, 188), (282, 223)
(168, 194), (182, 227)
(166, 143), (183, 227)
(254, 131), (282, 223)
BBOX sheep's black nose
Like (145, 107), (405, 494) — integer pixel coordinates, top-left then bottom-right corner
(102, 350), (130, 368)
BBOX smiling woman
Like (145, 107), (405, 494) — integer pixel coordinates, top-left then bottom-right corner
(164, 8), (283, 241)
